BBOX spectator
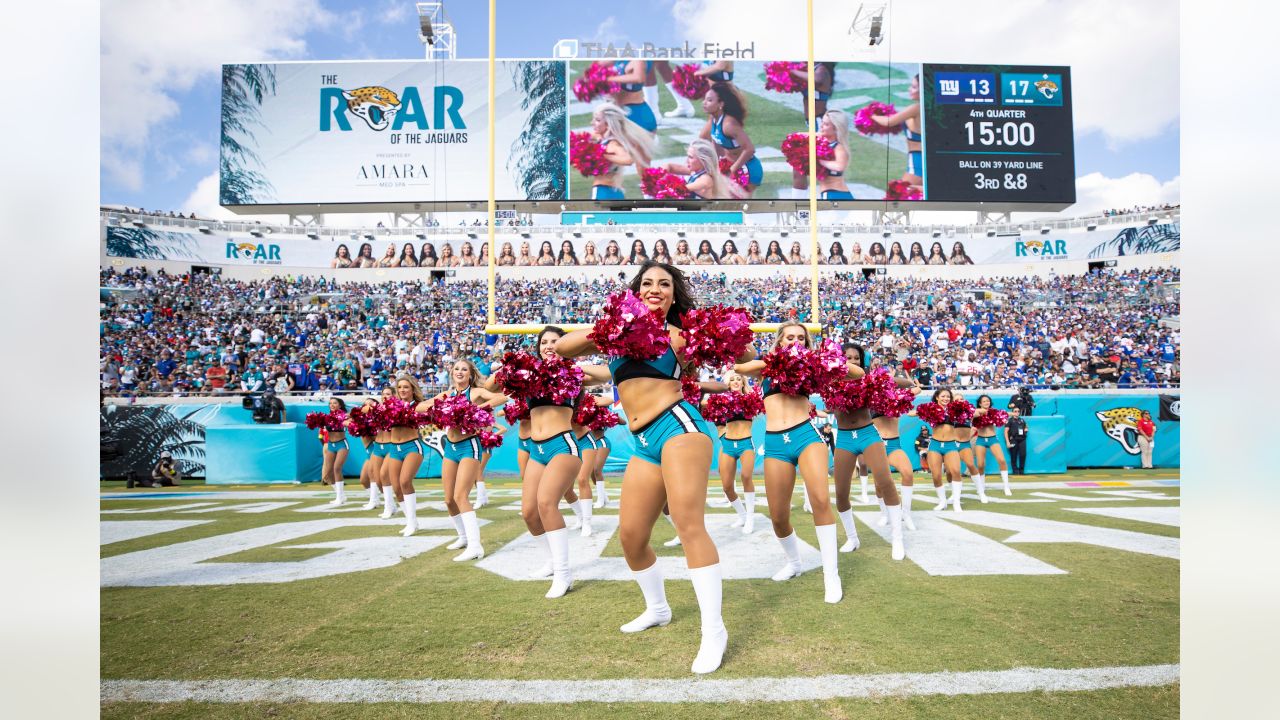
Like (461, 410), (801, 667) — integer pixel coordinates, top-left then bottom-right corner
(1136, 410), (1156, 469)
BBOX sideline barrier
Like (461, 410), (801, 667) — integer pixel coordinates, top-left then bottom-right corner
(101, 392), (1178, 483)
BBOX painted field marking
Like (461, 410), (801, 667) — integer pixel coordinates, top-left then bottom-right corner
(1094, 481), (1132, 487)
(1065, 482), (1101, 487)
(1030, 492), (1132, 503)
(1065, 507), (1181, 528)
(855, 512), (1065, 577)
(178, 502), (302, 514)
(101, 502), (221, 514)
(100, 663), (1179, 704)
(294, 503), (382, 513)
(945, 510), (1179, 560)
(101, 520), (212, 545)
(1090, 490), (1179, 501)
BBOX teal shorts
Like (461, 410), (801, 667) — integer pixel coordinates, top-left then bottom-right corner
(883, 437), (903, 454)
(324, 438), (349, 453)
(975, 435), (1000, 448)
(577, 432), (597, 451)
(370, 442), (389, 458)
(444, 435), (482, 464)
(518, 436), (533, 454)
(631, 401), (713, 466)
(834, 424), (883, 456)
(720, 435), (754, 460)
(764, 419), (827, 465)
(530, 431), (582, 466)
(594, 433), (612, 452)
(386, 439), (423, 462)
(927, 439), (960, 455)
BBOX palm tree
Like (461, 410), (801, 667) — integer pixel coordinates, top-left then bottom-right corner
(104, 226), (185, 260)
(220, 63), (278, 205)
(507, 61), (567, 200)
(100, 405), (207, 478)
(1087, 223), (1180, 258)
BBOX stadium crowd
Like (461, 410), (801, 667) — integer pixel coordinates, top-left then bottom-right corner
(100, 264), (1180, 398)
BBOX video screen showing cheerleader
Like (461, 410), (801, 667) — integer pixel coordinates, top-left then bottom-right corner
(566, 61), (924, 203)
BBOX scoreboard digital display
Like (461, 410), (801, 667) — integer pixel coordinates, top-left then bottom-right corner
(922, 63), (1075, 205)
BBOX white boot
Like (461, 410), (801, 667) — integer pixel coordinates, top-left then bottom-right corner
(663, 82), (696, 118)
(399, 493), (418, 536)
(595, 481), (608, 508)
(644, 84), (661, 117)
(446, 513), (468, 550)
(901, 485), (916, 530)
(816, 523), (842, 604)
(333, 481), (346, 505)
(620, 562), (672, 633)
(566, 500), (582, 530)
(742, 491), (756, 534)
(859, 475), (870, 505)
(837, 508), (859, 552)
(974, 475), (989, 503)
(802, 487), (813, 514)
(950, 481), (964, 512)
(888, 504), (905, 560)
(688, 564), (728, 674)
(729, 498), (746, 527)
(663, 513), (682, 547)
(933, 484), (948, 511)
(1001, 470), (1011, 496)
(544, 528), (573, 598)
(362, 483), (380, 510)
(453, 511), (484, 561)
(876, 497), (888, 526)
(580, 499), (594, 537)
(379, 486), (397, 519)
(771, 531), (803, 581)
(531, 532), (553, 579)
(475, 481), (488, 509)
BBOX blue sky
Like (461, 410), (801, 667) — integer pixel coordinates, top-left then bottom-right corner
(101, 0), (1179, 217)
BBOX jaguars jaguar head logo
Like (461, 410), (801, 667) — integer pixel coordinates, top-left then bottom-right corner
(1096, 406), (1143, 454)
(1034, 76), (1059, 100)
(231, 243), (257, 259)
(1022, 239), (1044, 256)
(341, 86), (402, 131)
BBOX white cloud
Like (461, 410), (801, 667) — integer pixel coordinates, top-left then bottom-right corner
(180, 173), (239, 220)
(1072, 172), (1180, 215)
(378, 0), (411, 25)
(670, 0), (1178, 146)
(101, 0), (333, 189)
(593, 16), (628, 45)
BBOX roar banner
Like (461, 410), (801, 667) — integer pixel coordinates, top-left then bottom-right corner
(220, 61), (567, 208)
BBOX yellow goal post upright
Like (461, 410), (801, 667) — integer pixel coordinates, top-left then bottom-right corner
(482, 0), (822, 340)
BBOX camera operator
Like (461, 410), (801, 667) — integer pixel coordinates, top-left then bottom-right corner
(1009, 386), (1035, 417)
(251, 388), (285, 424)
(150, 452), (182, 487)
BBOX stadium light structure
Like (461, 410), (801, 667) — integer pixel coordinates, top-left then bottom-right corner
(132, 220), (147, 228)
(417, 3), (456, 60)
(1147, 215), (1159, 225)
(986, 229), (997, 237)
(250, 230), (264, 238)
(1086, 223), (1098, 231)
(931, 229), (942, 238)
(1040, 225), (1052, 234)
(307, 232), (320, 240)
(197, 226), (212, 234)
(416, 232), (427, 239)
(833, 230), (842, 238)
(849, 3), (888, 47)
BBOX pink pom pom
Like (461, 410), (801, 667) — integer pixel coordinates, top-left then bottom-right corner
(874, 386), (916, 418)
(478, 429), (504, 450)
(780, 133), (835, 176)
(762, 342), (812, 396)
(589, 407), (621, 431)
(503, 397), (529, 423)
(681, 375), (702, 405)
(588, 290), (671, 360)
(493, 351), (542, 400)
(717, 157), (751, 190)
(540, 355), (585, 405)
(806, 340), (849, 395)
(763, 61), (806, 93)
(304, 412), (328, 431)
(382, 398), (431, 429)
(345, 405), (382, 437)
(820, 378), (866, 415)
(916, 402), (948, 427)
(738, 388), (764, 419)
(672, 63), (710, 100)
(572, 62), (621, 103)
(679, 305), (754, 370)
(947, 399), (975, 426)
(853, 101), (900, 135)
(429, 393), (494, 435)
(569, 131), (612, 177)
(701, 392), (738, 425)
(884, 180), (922, 201)
(640, 167), (693, 199)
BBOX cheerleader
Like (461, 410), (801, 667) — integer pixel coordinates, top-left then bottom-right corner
(607, 59), (658, 133)
(708, 372), (760, 534)
(950, 392), (987, 504)
(788, 61), (836, 195)
(817, 110), (854, 201)
(588, 102), (655, 201)
(590, 388), (617, 509)
(665, 139), (742, 201)
(354, 386), (398, 518)
(870, 73), (923, 192)
(350, 397), (383, 510)
(663, 60), (734, 118)
(870, 369), (922, 530)
(570, 391), (617, 537)
(558, 261), (749, 674)
(433, 360), (508, 561)
(473, 422), (505, 510)
(920, 388), (965, 512)
(734, 322), (851, 603)
(827, 345), (904, 560)
(973, 395), (1012, 496)
(318, 398), (349, 505)
(699, 82), (761, 196)
(383, 376), (431, 536)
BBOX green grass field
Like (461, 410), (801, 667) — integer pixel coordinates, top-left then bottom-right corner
(101, 470), (1178, 717)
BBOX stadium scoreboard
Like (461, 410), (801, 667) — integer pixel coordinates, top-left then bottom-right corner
(922, 63), (1075, 205)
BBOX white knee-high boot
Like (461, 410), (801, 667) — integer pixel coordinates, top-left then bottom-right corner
(475, 481), (488, 508)
(950, 481), (964, 512)
(1001, 469), (1011, 495)
(742, 491), (756, 533)
(643, 84), (660, 119)
(934, 483), (948, 510)
(901, 485), (916, 530)
(729, 497), (747, 527)
(772, 531), (803, 581)
(816, 524), (842, 603)
(663, 512), (682, 547)
(688, 564), (728, 674)
(974, 474), (989, 503)
(447, 513), (467, 549)
(453, 511), (483, 560)
(399, 493), (418, 536)
(380, 485), (397, 519)
(837, 508), (859, 552)
(664, 81), (695, 117)
(876, 497), (888, 526)
(544, 528), (572, 599)
(363, 483), (380, 510)
(531, 532), (552, 578)
(567, 500), (582, 529)
(887, 504), (905, 560)
(580, 498), (594, 537)
(859, 475), (870, 504)
(595, 480), (608, 507)
(332, 481), (345, 505)
(620, 562), (671, 632)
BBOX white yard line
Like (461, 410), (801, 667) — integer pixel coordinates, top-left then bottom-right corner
(101, 663), (1178, 704)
